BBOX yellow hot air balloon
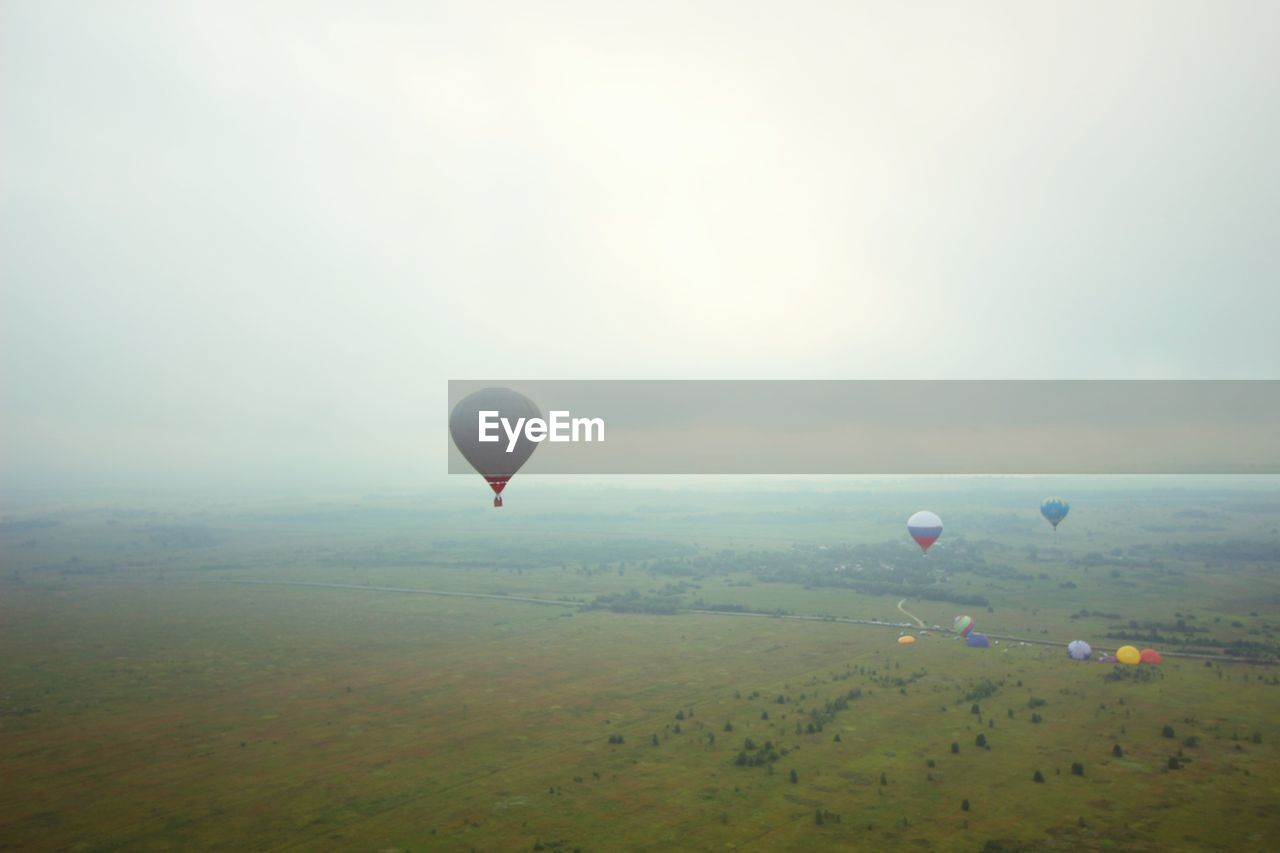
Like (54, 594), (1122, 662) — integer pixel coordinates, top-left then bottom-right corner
(1116, 645), (1141, 665)
(898, 635), (916, 645)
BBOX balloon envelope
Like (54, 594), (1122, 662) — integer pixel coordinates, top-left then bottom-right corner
(953, 615), (974, 636)
(1098, 654), (1118, 663)
(1116, 645), (1141, 665)
(898, 635), (916, 645)
(1140, 648), (1162, 664)
(449, 387), (542, 503)
(908, 510), (943, 553)
(966, 633), (990, 648)
(1040, 497), (1070, 529)
(1067, 640), (1092, 660)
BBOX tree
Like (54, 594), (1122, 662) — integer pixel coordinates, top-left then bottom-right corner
(1112, 744), (1123, 758)
(880, 772), (888, 785)
(971, 703), (981, 715)
(951, 742), (960, 754)
(962, 799), (971, 812)
(761, 710), (769, 721)
(834, 733), (842, 742)
(976, 734), (988, 748)
(724, 721), (734, 732)
(1071, 762), (1084, 776)
(814, 809), (824, 825)
(676, 710), (685, 721)
(1168, 756), (1180, 770)
(790, 769), (798, 784)
(673, 723), (682, 734)
(1162, 725), (1175, 739)
(1033, 770), (1045, 783)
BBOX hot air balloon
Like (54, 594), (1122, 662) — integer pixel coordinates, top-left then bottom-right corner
(953, 615), (975, 637)
(1098, 654), (1118, 663)
(1140, 648), (1162, 664)
(1040, 498), (1070, 530)
(908, 511), (943, 554)
(449, 387), (541, 507)
(1116, 645), (1141, 665)
(1067, 640), (1092, 660)
(898, 635), (916, 645)
(966, 633), (990, 648)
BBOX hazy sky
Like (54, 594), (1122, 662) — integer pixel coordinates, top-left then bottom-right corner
(3, 2), (1278, 491)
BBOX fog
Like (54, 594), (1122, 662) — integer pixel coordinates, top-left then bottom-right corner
(4, 1), (1278, 494)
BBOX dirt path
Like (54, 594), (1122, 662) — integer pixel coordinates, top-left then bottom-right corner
(896, 598), (927, 629)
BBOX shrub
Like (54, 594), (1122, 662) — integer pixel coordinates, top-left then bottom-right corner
(1033, 770), (1045, 783)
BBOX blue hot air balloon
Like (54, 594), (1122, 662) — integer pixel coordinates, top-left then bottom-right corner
(1067, 640), (1092, 660)
(966, 633), (990, 649)
(1040, 497), (1070, 530)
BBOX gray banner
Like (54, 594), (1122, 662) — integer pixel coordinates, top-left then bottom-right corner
(447, 381), (1280, 474)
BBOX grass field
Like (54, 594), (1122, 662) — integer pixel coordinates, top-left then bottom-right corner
(2, 479), (1279, 850)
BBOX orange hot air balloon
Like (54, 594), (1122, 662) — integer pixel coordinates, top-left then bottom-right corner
(1116, 645), (1141, 665)
(898, 635), (916, 645)
(1139, 648), (1162, 664)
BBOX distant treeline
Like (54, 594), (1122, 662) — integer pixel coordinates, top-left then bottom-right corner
(1164, 540), (1280, 564)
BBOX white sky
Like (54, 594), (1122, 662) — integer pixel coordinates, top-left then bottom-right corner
(3, 1), (1278, 492)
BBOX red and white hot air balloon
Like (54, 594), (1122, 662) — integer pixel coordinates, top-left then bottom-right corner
(907, 510), (943, 554)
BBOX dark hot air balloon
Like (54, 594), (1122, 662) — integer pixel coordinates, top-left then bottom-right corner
(449, 387), (541, 507)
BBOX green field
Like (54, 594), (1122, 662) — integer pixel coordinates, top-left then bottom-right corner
(3, 479), (1279, 851)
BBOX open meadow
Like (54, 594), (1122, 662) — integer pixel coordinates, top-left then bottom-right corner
(2, 479), (1279, 851)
